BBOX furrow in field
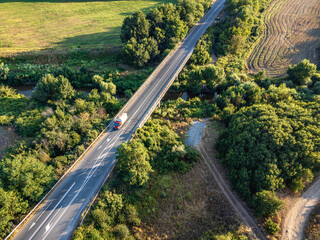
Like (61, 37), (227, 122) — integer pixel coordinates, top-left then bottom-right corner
(247, 0), (320, 77)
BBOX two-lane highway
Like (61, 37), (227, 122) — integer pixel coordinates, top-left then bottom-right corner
(11, 1), (226, 239)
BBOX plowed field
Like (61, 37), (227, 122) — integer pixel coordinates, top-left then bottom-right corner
(247, 0), (320, 77)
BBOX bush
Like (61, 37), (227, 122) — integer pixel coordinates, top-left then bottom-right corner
(31, 74), (75, 104)
(113, 224), (130, 239)
(91, 208), (111, 228)
(125, 204), (141, 226)
(264, 218), (279, 235)
(252, 191), (283, 217)
(287, 59), (317, 85)
(0, 62), (9, 81)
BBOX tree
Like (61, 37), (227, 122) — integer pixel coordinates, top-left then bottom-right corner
(0, 188), (28, 238)
(116, 140), (153, 186)
(123, 37), (159, 67)
(177, 0), (204, 27)
(202, 65), (226, 91)
(229, 34), (247, 55)
(287, 59), (317, 85)
(120, 11), (150, 43)
(252, 190), (283, 217)
(189, 38), (212, 65)
(216, 102), (320, 199)
(264, 218), (280, 235)
(164, 16), (188, 49)
(31, 74), (75, 104)
(0, 154), (54, 202)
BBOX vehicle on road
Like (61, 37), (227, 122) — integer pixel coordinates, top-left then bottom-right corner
(114, 113), (127, 129)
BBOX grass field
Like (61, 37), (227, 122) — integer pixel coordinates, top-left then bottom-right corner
(0, 0), (176, 56)
(247, 0), (320, 77)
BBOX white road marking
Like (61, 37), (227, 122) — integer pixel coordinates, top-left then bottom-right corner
(28, 223), (35, 231)
(35, 202), (52, 222)
(45, 224), (50, 233)
(27, 202), (53, 232)
(24, 2), (226, 239)
(28, 182), (76, 240)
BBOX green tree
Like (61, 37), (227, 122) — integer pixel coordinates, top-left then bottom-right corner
(252, 190), (283, 217)
(116, 140), (153, 186)
(216, 102), (320, 199)
(120, 11), (150, 43)
(287, 59), (317, 85)
(0, 188), (28, 238)
(177, 0), (204, 27)
(264, 218), (279, 235)
(123, 37), (159, 67)
(0, 154), (54, 202)
(202, 65), (226, 91)
(31, 74), (75, 104)
(189, 38), (212, 65)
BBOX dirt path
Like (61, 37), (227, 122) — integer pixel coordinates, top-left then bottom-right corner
(198, 122), (267, 240)
(282, 175), (320, 240)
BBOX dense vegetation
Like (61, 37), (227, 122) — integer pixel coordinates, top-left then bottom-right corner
(120, 0), (211, 67)
(0, 60), (154, 94)
(73, 119), (199, 239)
(1, 0), (319, 238)
(214, 60), (320, 234)
(0, 73), (122, 238)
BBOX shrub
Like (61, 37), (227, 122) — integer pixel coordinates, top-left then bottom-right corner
(252, 190), (283, 217)
(0, 62), (9, 81)
(113, 224), (130, 239)
(264, 218), (279, 235)
(31, 74), (75, 104)
(287, 59), (317, 85)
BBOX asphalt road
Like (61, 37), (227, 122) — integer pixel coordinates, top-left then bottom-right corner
(12, 1), (226, 239)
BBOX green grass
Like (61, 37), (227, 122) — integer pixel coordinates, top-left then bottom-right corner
(0, 0), (176, 55)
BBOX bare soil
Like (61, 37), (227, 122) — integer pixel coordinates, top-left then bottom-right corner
(247, 0), (320, 77)
(0, 126), (18, 159)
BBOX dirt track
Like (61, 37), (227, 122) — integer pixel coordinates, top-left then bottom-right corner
(198, 123), (267, 240)
(282, 175), (320, 240)
(247, 0), (320, 77)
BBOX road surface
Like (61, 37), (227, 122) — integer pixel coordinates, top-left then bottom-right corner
(11, 1), (226, 239)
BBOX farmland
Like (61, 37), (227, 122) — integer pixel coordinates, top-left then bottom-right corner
(0, 0), (176, 56)
(247, 0), (320, 77)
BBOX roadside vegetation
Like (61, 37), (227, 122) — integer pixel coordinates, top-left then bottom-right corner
(72, 0), (319, 239)
(180, 0), (320, 236)
(1, 0), (320, 239)
(305, 203), (320, 240)
(73, 114), (250, 240)
(0, 74), (122, 238)
(120, 0), (211, 67)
